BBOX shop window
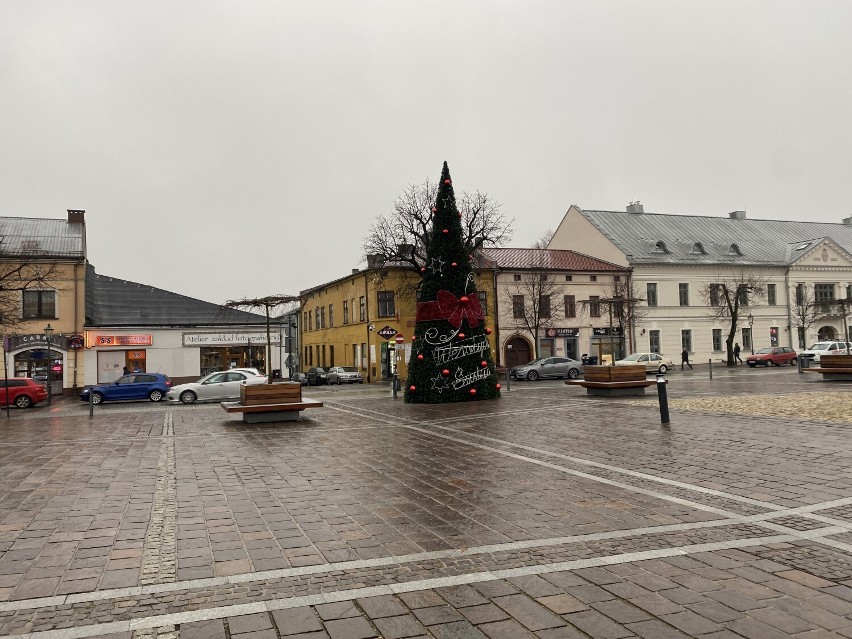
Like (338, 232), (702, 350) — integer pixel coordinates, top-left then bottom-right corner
(22, 290), (56, 319)
(377, 291), (395, 317)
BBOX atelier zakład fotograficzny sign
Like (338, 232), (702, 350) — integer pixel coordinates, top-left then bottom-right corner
(181, 331), (282, 347)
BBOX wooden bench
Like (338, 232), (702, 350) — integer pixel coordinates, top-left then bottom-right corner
(565, 364), (661, 396)
(803, 354), (852, 381)
(220, 382), (323, 423)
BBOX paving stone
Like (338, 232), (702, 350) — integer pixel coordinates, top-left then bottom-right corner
(491, 594), (565, 631)
(272, 606), (324, 634)
(372, 614), (428, 638)
(324, 616), (377, 639)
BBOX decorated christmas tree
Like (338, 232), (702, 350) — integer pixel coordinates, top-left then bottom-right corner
(404, 162), (501, 404)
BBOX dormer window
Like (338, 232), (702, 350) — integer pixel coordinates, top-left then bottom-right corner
(691, 242), (706, 255)
(653, 241), (669, 253)
(728, 243), (743, 256)
(794, 242), (810, 251)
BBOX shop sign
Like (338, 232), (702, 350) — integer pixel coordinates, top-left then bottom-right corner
(545, 327), (579, 337)
(592, 327), (624, 337)
(88, 334), (152, 347)
(181, 331), (281, 347)
(376, 326), (398, 340)
(67, 335), (84, 350)
(8, 334), (70, 350)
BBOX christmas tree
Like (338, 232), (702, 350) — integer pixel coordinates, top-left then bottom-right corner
(404, 162), (501, 404)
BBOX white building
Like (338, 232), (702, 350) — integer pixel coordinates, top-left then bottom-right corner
(549, 205), (852, 363)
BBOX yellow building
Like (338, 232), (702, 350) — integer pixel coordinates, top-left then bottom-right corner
(300, 265), (498, 383)
(1, 210), (88, 395)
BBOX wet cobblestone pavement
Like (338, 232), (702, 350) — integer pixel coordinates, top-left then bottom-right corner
(0, 365), (851, 637)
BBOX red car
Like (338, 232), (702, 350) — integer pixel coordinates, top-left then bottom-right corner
(0, 378), (49, 408)
(746, 347), (798, 367)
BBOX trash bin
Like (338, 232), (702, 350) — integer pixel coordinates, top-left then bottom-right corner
(799, 355), (815, 370)
(586, 356), (599, 365)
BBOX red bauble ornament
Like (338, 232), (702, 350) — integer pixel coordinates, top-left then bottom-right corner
(496, 383), (501, 390)
(458, 212), (462, 218)
(442, 229), (449, 234)
(451, 262), (457, 267)
(417, 354), (424, 360)
(460, 296), (468, 303)
(409, 385), (416, 392)
(458, 333), (465, 339)
(411, 336), (416, 342)
(485, 328), (492, 335)
(470, 388), (477, 395)
(420, 267), (426, 273)
(431, 207), (437, 213)
(481, 360), (487, 367)
(444, 179), (451, 185)
(442, 369), (450, 376)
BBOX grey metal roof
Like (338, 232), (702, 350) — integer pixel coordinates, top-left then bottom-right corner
(578, 209), (852, 266)
(85, 264), (268, 327)
(0, 217), (85, 258)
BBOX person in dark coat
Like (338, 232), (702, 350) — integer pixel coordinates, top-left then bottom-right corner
(733, 343), (743, 364)
(681, 348), (693, 370)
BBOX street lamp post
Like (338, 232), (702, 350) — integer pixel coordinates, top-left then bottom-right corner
(43, 323), (53, 406)
(747, 313), (754, 354)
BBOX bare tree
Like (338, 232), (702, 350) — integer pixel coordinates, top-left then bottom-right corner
(699, 270), (768, 366)
(531, 229), (554, 249)
(224, 294), (301, 383)
(0, 261), (62, 334)
(504, 265), (566, 359)
(363, 178), (513, 275)
(790, 284), (821, 349)
(606, 277), (648, 352)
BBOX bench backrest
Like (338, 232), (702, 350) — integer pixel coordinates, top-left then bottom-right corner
(818, 354), (852, 368)
(240, 382), (302, 405)
(583, 365), (647, 382)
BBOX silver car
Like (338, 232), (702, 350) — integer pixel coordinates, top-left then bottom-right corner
(510, 357), (584, 381)
(167, 370), (267, 404)
(327, 366), (364, 384)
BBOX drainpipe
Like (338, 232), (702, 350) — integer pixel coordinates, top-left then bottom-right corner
(364, 271), (372, 383)
(492, 266), (501, 366)
(784, 268), (793, 348)
(73, 261), (80, 391)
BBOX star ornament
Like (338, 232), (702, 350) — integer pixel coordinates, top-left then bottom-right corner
(428, 257), (446, 275)
(430, 374), (449, 394)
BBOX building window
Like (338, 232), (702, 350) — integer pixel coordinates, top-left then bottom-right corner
(654, 241), (669, 253)
(691, 242), (706, 254)
(738, 286), (749, 307)
(589, 295), (600, 317)
(649, 330), (660, 353)
(359, 296), (366, 322)
(22, 290), (56, 319)
(679, 283), (689, 307)
(343, 300), (349, 324)
(303, 311), (308, 330)
(513, 274), (521, 281)
(589, 275), (597, 282)
(329, 345), (335, 367)
(728, 243), (743, 256)
(743, 327), (752, 352)
(539, 273), (548, 281)
(512, 295), (524, 319)
(769, 326), (779, 347)
(564, 295), (576, 318)
(307, 310), (313, 331)
(305, 345), (311, 366)
(360, 343), (366, 368)
(319, 307), (326, 329)
(710, 284), (722, 307)
(814, 283), (835, 303)
(712, 328), (722, 351)
(477, 291), (487, 316)
(565, 275), (572, 282)
(797, 327), (805, 349)
(539, 295), (551, 319)
(377, 291), (395, 317)
(646, 283), (657, 307)
(681, 329), (692, 352)
(767, 284), (776, 306)
(847, 285), (852, 301)
(329, 304), (334, 327)
(795, 283), (805, 305)
(614, 275), (621, 282)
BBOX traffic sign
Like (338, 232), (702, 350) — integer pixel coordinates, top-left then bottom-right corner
(394, 334), (405, 344)
(377, 326), (398, 340)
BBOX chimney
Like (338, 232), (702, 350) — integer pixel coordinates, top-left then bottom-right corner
(626, 201), (644, 214)
(67, 209), (85, 224)
(843, 217), (852, 226)
(351, 268), (360, 274)
(729, 210), (746, 220)
(366, 254), (383, 269)
(396, 244), (414, 258)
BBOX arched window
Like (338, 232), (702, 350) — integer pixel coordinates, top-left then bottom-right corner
(691, 242), (706, 254)
(728, 243), (743, 256)
(653, 241), (669, 253)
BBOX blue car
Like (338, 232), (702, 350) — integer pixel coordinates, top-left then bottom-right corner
(80, 373), (173, 404)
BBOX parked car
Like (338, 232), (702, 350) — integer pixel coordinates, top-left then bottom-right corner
(615, 352), (673, 374)
(798, 341), (852, 363)
(80, 373), (173, 404)
(167, 370), (266, 404)
(291, 372), (308, 385)
(306, 367), (329, 385)
(510, 357), (584, 381)
(746, 347), (798, 367)
(0, 378), (48, 408)
(327, 366), (364, 384)
(230, 367), (265, 377)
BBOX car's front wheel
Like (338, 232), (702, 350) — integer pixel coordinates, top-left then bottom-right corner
(14, 395), (32, 409)
(766, 360), (774, 367)
(790, 358), (798, 366)
(527, 371), (539, 381)
(91, 392), (104, 405)
(658, 364), (668, 374)
(149, 390), (164, 402)
(180, 391), (197, 405)
(568, 368), (580, 379)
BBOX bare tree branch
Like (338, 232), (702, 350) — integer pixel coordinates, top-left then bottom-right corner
(0, 261), (63, 334)
(531, 229), (554, 249)
(503, 262), (567, 359)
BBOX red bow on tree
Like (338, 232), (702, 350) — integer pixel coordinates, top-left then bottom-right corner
(416, 290), (484, 328)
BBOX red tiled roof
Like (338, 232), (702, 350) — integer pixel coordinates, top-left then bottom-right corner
(481, 248), (626, 272)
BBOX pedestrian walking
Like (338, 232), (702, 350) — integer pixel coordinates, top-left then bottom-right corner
(681, 348), (693, 370)
(733, 343), (743, 364)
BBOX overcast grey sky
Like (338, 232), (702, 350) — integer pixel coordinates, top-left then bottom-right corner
(3, 1), (851, 304)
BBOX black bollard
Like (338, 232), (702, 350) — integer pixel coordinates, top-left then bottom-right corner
(656, 373), (670, 424)
(708, 359), (713, 379)
(392, 373), (398, 399)
(89, 386), (94, 418)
